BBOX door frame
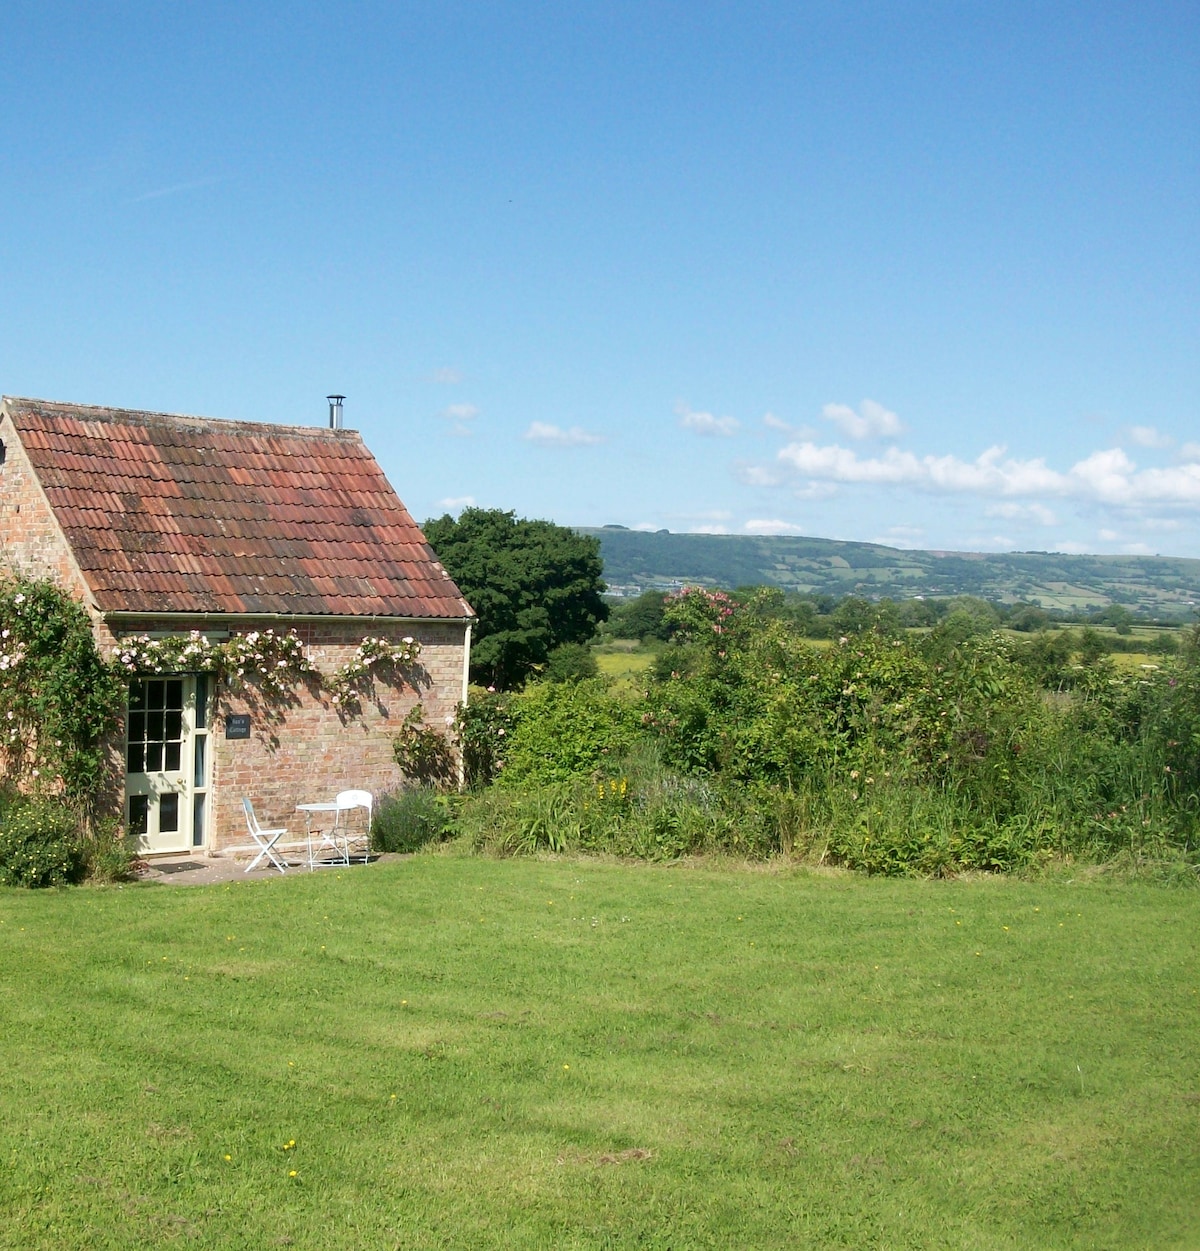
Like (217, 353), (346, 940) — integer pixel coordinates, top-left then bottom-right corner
(124, 673), (212, 854)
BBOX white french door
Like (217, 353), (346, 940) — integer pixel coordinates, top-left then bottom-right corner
(125, 675), (211, 854)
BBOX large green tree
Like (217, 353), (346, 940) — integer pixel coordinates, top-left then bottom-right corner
(423, 508), (608, 689)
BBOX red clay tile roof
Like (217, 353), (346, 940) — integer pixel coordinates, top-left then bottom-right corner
(3, 397), (474, 619)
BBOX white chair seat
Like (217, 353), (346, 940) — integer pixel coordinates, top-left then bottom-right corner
(334, 790), (373, 864)
(243, 798), (288, 874)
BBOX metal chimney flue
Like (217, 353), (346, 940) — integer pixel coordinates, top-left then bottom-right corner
(327, 394), (345, 430)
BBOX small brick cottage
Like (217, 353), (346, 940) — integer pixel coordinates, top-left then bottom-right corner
(0, 396), (474, 856)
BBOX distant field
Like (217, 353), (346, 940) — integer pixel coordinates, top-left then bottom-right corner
(1110, 652), (1166, 672)
(594, 645), (654, 679)
(2, 858), (1198, 1248)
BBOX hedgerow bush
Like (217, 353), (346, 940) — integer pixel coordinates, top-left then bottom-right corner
(449, 589), (1200, 876)
(455, 688), (517, 788)
(495, 678), (641, 788)
(0, 797), (87, 887)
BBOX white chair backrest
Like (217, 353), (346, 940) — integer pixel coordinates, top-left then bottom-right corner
(336, 789), (372, 818)
(243, 797), (259, 833)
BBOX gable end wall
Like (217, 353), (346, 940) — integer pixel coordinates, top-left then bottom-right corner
(0, 413), (99, 614)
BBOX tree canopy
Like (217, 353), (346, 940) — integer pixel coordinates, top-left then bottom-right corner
(423, 508), (608, 689)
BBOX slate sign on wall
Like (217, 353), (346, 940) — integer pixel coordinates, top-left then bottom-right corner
(225, 714), (251, 740)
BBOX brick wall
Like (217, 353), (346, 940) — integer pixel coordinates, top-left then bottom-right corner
(0, 413), (94, 600)
(109, 615), (468, 851)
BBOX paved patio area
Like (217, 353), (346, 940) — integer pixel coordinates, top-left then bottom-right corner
(137, 850), (390, 886)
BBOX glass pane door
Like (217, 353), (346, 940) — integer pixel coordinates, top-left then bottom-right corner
(126, 676), (198, 854)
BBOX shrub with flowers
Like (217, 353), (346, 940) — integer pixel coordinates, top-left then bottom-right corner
(392, 703), (457, 787)
(116, 628), (317, 698)
(117, 629), (423, 709)
(327, 635), (422, 710)
(454, 686), (517, 788)
(662, 586), (738, 640)
(0, 795), (88, 887)
(0, 578), (124, 808)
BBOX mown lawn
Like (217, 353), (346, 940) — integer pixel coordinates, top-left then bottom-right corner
(1, 856), (1198, 1249)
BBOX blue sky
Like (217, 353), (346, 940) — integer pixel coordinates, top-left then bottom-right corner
(3, 3), (1197, 556)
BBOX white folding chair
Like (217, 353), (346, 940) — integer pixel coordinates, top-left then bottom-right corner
(243, 798), (288, 874)
(333, 790), (373, 863)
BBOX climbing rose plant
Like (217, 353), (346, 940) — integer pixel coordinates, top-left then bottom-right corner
(116, 629), (318, 698)
(117, 628), (421, 706)
(0, 578), (124, 807)
(2, 577), (429, 807)
(326, 636), (422, 709)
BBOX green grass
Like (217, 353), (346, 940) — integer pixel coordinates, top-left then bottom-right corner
(1109, 651), (1162, 671)
(593, 644), (654, 679)
(2, 857), (1199, 1248)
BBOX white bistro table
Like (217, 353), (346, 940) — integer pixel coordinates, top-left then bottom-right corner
(296, 801), (345, 871)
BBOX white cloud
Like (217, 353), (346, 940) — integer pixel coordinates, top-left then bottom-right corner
(431, 367), (463, 385)
(762, 412), (791, 432)
(1053, 540), (1091, 554)
(1181, 442), (1200, 463)
(437, 495), (476, 511)
(440, 403), (479, 421)
(745, 518), (806, 535)
(1098, 528), (1120, 541)
(735, 462), (786, 487)
(677, 402), (740, 437)
(1128, 425), (1172, 449)
(790, 481), (839, 501)
(668, 509), (733, 524)
(821, 399), (905, 441)
(522, 421), (605, 448)
(129, 175), (223, 204)
(1120, 542), (1155, 555)
(872, 527), (925, 549)
(987, 502), (1058, 526)
(774, 440), (1200, 507)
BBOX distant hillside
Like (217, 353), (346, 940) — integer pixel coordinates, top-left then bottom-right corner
(579, 528), (1200, 618)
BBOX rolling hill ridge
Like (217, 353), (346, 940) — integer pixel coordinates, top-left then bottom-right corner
(580, 528), (1200, 618)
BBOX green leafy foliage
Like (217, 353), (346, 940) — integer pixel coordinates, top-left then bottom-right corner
(495, 678), (641, 788)
(0, 577), (124, 808)
(539, 641), (598, 683)
(451, 585), (1200, 875)
(118, 628), (421, 712)
(392, 704), (458, 787)
(0, 796), (87, 887)
(604, 589), (671, 641)
(81, 822), (142, 883)
(454, 687), (517, 788)
(424, 508), (608, 689)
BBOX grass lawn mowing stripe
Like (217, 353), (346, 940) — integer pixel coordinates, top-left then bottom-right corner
(0, 857), (1197, 1248)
